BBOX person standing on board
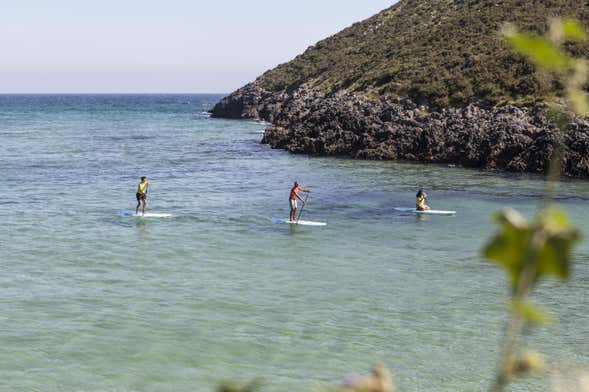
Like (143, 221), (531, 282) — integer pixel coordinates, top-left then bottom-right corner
(135, 176), (149, 216)
(416, 189), (430, 211)
(289, 181), (311, 221)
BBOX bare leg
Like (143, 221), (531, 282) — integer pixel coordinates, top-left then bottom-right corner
(141, 200), (146, 216)
(136, 200), (141, 215)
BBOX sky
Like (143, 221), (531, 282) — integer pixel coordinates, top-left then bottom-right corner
(0, 0), (396, 93)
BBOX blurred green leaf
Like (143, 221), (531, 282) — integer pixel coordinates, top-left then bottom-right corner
(562, 19), (588, 42)
(538, 205), (571, 232)
(567, 90), (589, 115)
(510, 300), (551, 325)
(568, 60), (589, 115)
(535, 206), (581, 280)
(505, 32), (570, 71)
(217, 380), (262, 392)
(511, 351), (545, 374)
(483, 209), (531, 290)
(483, 207), (580, 292)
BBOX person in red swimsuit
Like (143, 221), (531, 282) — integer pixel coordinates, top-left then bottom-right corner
(289, 181), (311, 221)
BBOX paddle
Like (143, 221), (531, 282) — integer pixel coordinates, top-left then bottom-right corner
(296, 193), (310, 224)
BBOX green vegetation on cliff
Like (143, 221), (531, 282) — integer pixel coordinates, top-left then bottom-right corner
(255, 0), (589, 107)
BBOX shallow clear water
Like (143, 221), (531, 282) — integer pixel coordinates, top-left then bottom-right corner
(0, 94), (587, 392)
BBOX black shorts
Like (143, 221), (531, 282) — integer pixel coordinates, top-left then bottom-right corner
(136, 193), (146, 201)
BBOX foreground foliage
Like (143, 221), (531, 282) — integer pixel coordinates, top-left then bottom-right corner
(487, 17), (586, 392)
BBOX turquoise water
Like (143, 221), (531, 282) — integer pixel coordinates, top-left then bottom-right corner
(1, 94), (587, 391)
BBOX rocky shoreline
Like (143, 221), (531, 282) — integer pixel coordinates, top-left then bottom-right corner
(211, 84), (589, 178)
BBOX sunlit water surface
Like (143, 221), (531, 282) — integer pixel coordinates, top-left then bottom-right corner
(0, 95), (587, 391)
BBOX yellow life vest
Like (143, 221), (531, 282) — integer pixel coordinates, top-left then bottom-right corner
(137, 181), (148, 194)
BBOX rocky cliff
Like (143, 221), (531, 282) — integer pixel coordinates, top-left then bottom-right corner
(211, 0), (589, 178)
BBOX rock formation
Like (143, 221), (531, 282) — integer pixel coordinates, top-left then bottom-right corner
(211, 0), (589, 178)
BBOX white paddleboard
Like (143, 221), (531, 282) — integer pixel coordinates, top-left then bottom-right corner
(394, 207), (456, 215)
(120, 210), (173, 218)
(271, 217), (327, 226)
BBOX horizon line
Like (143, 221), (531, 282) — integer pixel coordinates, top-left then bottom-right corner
(0, 92), (229, 95)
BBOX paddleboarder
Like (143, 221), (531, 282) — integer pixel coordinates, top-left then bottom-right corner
(135, 176), (149, 216)
(416, 189), (430, 211)
(289, 181), (311, 221)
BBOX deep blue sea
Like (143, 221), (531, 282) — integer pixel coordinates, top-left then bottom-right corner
(1, 94), (587, 391)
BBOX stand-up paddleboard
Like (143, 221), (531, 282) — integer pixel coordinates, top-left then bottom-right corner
(271, 217), (327, 226)
(394, 207), (456, 216)
(120, 210), (173, 218)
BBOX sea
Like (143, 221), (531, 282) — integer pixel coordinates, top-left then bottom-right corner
(1, 94), (587, 391)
